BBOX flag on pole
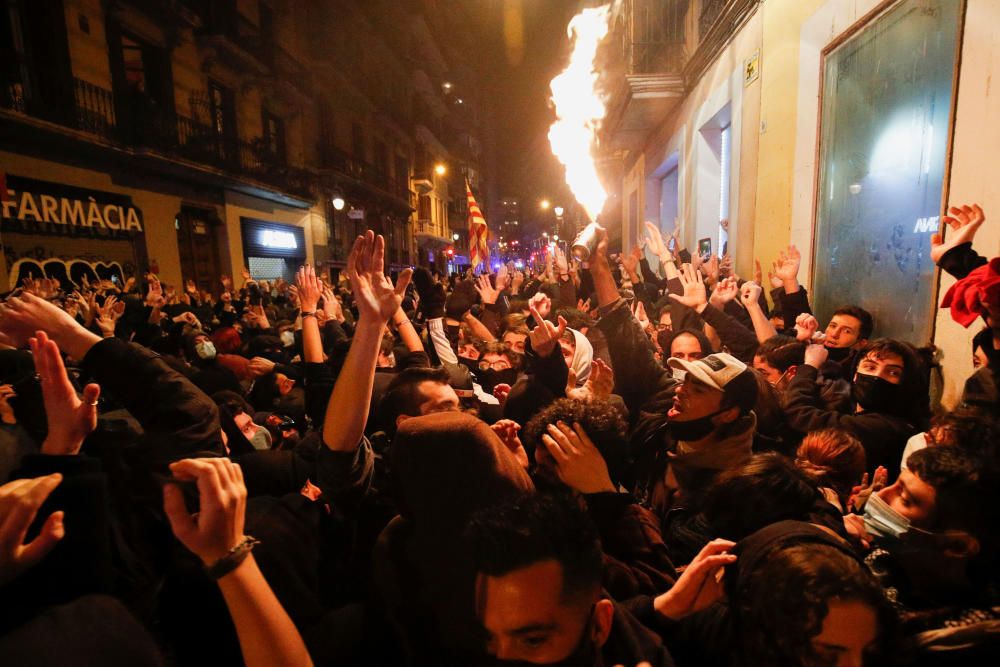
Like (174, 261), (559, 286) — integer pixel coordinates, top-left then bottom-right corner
(466, 180), (489, 269)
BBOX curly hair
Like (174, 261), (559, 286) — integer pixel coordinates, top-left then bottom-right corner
(735, 543), (893, 666)
(522, 398), (629, 485)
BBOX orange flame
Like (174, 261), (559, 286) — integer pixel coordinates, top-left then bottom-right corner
(548, 4), (611, 223)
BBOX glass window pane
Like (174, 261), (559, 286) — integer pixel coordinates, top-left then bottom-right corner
(812, 0), (961, 343)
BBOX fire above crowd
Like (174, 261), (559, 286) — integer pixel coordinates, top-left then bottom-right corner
(547, 3), (611, 225)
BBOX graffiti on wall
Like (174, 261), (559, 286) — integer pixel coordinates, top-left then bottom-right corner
(7, 257), (129, 292)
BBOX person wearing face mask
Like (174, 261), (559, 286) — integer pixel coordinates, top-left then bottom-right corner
(845, 446), (1000, 664)
(475, 341), (523, 395)
(783, 339), (929, 478)
(181, 330), (242, 395)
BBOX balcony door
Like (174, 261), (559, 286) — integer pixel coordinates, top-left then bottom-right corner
(0, 0), (73, 122)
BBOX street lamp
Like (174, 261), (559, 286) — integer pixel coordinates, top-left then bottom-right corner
(452, 233), (460, 241)
(543, 232), (549, 238)
(553, 235), (559, 242)
(540, 199), (551, 210)
(553, 206), (564, 217)
(331, 196), (346, 211)
(434, 164), (447, 176)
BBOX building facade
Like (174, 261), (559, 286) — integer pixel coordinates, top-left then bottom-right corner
(599, 0), (1000, 407)
(0, 0), (493, 290)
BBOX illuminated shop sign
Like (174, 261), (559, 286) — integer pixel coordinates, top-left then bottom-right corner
(241, 218), (305, 259)
(260, 229), (298, 249)
(0, 172), (143, 234)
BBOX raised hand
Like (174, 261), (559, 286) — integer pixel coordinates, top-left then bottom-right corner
(185, 279), (198, 296)
(644, 221), (668, 258)
(931, 203), (986, 264)
(668, 264), (708, 312)
(774, 245), (801, 287)
(719, 254), (733, 279)
(709, 276), (739, 308)
(0, 292), (86, 349)
(654, 539), (737, 620)
(475, 274), (501, 305)
(0, 473), (66, 586)
(321, 287), (344, 322)
(146, 276), (164, 308)
(162, 458), (247, 566)
(529, 304), (566, 358)
(495, 264), (510, 292)
(634, 300), (651, 332)
(567, 358), (614, 402)
(541, 421), (615, 494)
(528, 291), (552, 321)
(510, 270), (525, 294)
(794, 313), (821, 342)
(555, 246), (570, 276)
(95, 295), (125, 338)
(740, 281), (763, 308)
(704, 254), (720, 288)
(848, 466), (889, 513)
(803, 342), (829, 369)
(295, 264), (322, 313)
(753, 259), (763, 286)
(30, 331), (100, 455)
(248, 356), (276, 378)
(622, 246), (641, 277)
(347, 231), (412, 324)
(490, 419), (529, 469)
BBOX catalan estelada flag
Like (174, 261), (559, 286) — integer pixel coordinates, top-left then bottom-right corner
(466, 180), (489, 269)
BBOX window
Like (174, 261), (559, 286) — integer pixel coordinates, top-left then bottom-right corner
(262, 108), (285, 161)
(209, 81), (233, 138)
(812, 0), (961, 343)
(697, 104), (732, 257)
(719, 123), (731, 255)
(121, 35), (146, 91)
(351, 122), (366, 161)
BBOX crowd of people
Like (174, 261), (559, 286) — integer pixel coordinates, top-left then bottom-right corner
(0, 203), (997, 666)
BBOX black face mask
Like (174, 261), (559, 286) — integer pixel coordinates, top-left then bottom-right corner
(852, 373), (902, 412)
(666, 407), (729, 442)
(490, 610), (599, 667)
(458, 357), (480, 374)
(477, 368), (519, 393)
(825, 346), (852, 363)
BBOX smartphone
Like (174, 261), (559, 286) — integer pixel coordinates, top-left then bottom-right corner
(111, 275), (119, 284)
(668, 236), (677, 254)
(697, 237), (712, 258)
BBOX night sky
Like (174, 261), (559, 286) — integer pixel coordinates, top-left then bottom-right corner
(477, 0), (583, 214)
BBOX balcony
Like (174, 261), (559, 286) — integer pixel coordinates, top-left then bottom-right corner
(319, 146), (410, 207)
(196, 4), (269, 75)
(602, 0), (687, 151)
(684, 0), (759, 84)
(1, 76), (312, 202)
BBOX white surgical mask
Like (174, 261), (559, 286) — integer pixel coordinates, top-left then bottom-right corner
(195, 341), (217, 360)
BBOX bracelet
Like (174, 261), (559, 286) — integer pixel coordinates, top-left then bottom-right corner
(300, 311), (317, 318)
(205, 535), (260, 580)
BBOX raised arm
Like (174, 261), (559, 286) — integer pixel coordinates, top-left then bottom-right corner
(740, 281), (778, 343)
(163, 458), (312, 667)
(321, 232), (412, 452)
(295, 264), (324, 364)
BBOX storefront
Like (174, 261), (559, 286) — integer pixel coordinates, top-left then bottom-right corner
(0, 172), (146, 290)
(240, 218), (306, 282)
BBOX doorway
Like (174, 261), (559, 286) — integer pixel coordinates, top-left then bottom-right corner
(176, 207), (223, 295)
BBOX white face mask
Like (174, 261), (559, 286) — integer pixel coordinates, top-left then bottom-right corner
(280, 330), (295, 347)
(195, 341), (217, 360)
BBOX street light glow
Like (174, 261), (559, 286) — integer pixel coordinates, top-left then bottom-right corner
(540, 199), (551, 210)
(554, 206), (564, 217)
(331, 196), (346, 211)
(434, 164), (447, 176)
(452, 233), (460, 241)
